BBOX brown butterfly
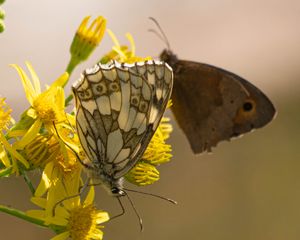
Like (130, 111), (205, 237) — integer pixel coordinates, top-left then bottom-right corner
(150, 18), (276, 154)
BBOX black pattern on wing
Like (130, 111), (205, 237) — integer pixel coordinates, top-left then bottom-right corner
(72, 61), (173, 179)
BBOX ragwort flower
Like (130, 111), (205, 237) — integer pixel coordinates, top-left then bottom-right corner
(28, 184), (109, 240)
(0, 98), (29, 170)
(11, 62), (68, 150)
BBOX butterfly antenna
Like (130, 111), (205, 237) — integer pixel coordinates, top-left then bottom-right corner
(148, 17), (171, 51)
(125, 192), (143, 232)
(123, 188), (177, 204)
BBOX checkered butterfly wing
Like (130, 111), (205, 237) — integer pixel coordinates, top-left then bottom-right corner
(73, 60), (173, 179)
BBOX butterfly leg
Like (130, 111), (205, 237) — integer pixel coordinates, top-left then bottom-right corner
(52, 177), (90, 216)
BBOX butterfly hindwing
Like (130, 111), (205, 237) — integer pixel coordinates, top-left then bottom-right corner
(73, 60), (173, 179)
(161, 50), (275, 153)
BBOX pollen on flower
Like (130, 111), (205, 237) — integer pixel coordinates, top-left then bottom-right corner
(32, 102), (57, 123)
(55, 150), (80, 174)
(142, 130), (172, 165)
(0, 98), (12, 131)
(125, 162), (160, 186)
(68, 204), (105, 240)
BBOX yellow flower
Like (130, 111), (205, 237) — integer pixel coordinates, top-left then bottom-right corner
(125, 117), (173, 186)
(125, 162), (159, 186)
(33, 140), (82, 198)
(0, 98), (28, 169)
(11, 62), (69, 150)
(28, 185), (109, 240)
(67, 16), (106, 74)
(100, 30), (151, 64)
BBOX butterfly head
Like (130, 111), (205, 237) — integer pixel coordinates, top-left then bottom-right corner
(159, 49), (178, 68)
(111, 187), (126, 197)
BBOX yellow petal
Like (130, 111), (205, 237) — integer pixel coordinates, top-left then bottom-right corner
(96, 211), (109, 224)
(26, 210), (46, 220)
(83, 186), (95, 206)
(47, 215), (68, 226)
(11, 64), (36, 105)
(50, 231), (70, 240)
(107, 29), (120, 48)
(126, 33), (135, 57)
(14, 118), (42, 150)
(25, 62), (41, 95)
(35, 162), (54, 197)
(90, 228), (104, 239)
(51, 72), (69, 88)
(0, 143), (10, 167)
(31, 197), (47, 208)
(0, 132), (29, 168)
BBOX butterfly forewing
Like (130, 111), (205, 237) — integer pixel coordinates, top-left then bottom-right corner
(73, 60), (173, 180)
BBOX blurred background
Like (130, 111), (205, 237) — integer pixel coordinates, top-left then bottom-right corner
(1, 0), (300, 239)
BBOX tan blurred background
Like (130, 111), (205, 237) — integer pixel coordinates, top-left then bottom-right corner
(1, 0), (300, 239)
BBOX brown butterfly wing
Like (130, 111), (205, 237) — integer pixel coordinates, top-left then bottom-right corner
(169, 60), (276, 153)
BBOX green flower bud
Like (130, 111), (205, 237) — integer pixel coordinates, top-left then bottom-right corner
(0, 7), (5, 20)
(0, 19), (5, 33)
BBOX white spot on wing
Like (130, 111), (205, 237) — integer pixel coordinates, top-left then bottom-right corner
(164, 65), (172, 84)
(137, 117), (147, 135)
(142, 81), (151, 100)
(118, 81), (130, 129)
(132, 112), (145, 129)
(96, 96), (111, 115)
(107, 129), (123, 162)
(117, 69), (129, 82)
(110, 92), (121, 111)
(131, 74), (143, 88)
(124, 108), (137, 132)
(86, 71), (103, 83)
(147, 72), (155, 85)
(103, 68), (117, 81)
(81, 99), (97, 115)
(155, 64), (164, 79)
(113, 148), (130, 163)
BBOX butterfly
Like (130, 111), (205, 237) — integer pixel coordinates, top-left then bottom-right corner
(72, 60), (173, 196)
(150, 18), (276, 154)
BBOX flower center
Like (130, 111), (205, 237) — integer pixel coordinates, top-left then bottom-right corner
(33, 100), (57, 123)
(68, 205), (99, 240)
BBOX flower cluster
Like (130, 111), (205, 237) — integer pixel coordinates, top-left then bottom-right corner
(0, 15), (173, 239)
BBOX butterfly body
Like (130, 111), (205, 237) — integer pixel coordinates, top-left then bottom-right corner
(72, 60), (173, 196)
(160, 49), (276, 153)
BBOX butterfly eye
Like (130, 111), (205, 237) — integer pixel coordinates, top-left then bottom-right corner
(109, 82), (119, 92)
(139, 101), (148, 113)
(131, 96), (139, 107)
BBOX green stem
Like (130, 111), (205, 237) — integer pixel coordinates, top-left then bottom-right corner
(0, 166), (12, 177)
(0, 204), (47, 228)
(21, 169), (35, 195)
(66, 57), (80, 77)
(65, 94), (74, 107)
(0, 205), (64, 233)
